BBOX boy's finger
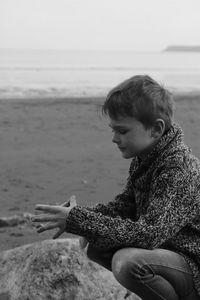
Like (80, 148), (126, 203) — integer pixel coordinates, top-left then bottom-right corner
(35, 204), (60, 213)
(53, 228), (65, 239)
(61, 195), (77, 207)
(69, 195), (77, 207)
(79, 237), (88, 249)
(61, 201), (70, 207)
(37, 222), (58, 233)
(32, 214), (57, 222)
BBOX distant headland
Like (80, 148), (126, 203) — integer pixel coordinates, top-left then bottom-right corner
(164, 45), (200, 52)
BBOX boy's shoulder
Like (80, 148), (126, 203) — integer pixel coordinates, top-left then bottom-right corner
(129, 146), (200, 178)
(153, 148), (200, 179)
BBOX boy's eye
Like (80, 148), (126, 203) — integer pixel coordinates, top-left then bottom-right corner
(112, 128), (128, 135)
(118, 129), (128, 134)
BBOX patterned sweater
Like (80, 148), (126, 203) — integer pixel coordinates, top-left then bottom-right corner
(65, 123), (200, 295)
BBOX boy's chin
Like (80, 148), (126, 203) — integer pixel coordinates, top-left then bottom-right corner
(121, 151), (135, 159)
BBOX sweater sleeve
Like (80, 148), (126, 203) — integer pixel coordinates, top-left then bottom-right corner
(66, 166), (200, 250)
(85, 195), (135, 219)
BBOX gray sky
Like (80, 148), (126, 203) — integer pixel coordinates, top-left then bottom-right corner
(0, 0), (200, 51)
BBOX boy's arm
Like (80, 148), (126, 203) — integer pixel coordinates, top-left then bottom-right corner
(85, 190), (136, 219)
(65, 165), (200, 250)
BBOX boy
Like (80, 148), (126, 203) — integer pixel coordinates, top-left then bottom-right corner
(32, 75), (200, 300)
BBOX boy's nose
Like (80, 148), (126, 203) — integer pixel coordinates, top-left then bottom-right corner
(112, 132), (120, 144)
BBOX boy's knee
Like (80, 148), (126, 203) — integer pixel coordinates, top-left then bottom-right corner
(111, 248), (144, 283)
(112, 248), (131, 280)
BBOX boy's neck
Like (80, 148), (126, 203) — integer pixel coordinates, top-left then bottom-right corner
(138, 138), (161, 161)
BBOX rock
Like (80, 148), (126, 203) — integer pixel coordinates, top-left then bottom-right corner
(0, 238), (140, 300)
(0, 213), (33, 227)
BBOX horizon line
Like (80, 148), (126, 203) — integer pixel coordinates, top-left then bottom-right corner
(0, 47), (164, 52)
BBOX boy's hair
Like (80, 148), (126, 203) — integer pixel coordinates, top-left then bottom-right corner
(102, 75), (174, 131)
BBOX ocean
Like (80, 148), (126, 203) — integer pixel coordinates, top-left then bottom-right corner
(0, 49), (200, 99)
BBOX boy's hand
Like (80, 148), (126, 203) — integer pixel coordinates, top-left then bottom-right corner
(32, 195), (77, 239)
(79, 237), (89, 254)
(79, 237), (89, 250)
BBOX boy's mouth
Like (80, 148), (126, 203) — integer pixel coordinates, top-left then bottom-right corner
(118, 146), (125, 151)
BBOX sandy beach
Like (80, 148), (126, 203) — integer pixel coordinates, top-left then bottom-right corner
(0, 92), (200, 252)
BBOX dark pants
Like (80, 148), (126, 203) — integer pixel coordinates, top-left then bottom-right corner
(87, 245), (200, 300)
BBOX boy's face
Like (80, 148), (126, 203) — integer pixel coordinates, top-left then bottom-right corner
(109, 116), (157, 159)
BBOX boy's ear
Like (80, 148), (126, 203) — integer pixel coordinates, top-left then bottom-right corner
(151, 119), (165, 139)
